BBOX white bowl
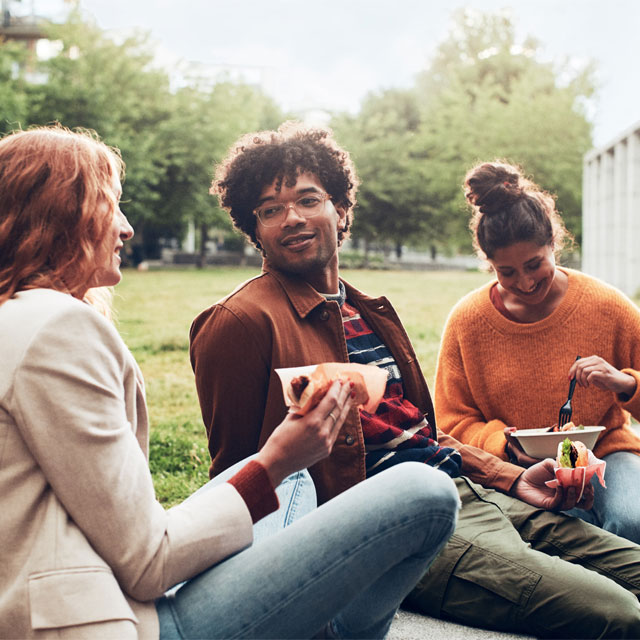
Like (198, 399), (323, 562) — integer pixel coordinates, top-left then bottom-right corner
(512, 426), (606, 459)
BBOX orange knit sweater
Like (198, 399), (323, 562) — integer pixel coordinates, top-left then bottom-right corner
(435, 268), (640, 461)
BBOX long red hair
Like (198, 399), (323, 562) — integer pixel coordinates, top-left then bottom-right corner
(0, 125), (124, 306)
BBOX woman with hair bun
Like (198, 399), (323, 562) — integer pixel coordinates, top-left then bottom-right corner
(0, 125), (460, 639)
(435, 160), (640, 544)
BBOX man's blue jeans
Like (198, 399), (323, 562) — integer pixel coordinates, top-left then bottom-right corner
(156, 462), (459, 639)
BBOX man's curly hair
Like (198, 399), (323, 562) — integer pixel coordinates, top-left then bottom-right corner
(212, 121), (359, 254)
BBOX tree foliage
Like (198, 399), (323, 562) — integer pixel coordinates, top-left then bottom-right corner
(26, 13), (173, 250)
(2, 6), (595, 260)
(0, 39), (30, 134)
(153, 81), (284, 263)
(335, 91), (415, 247)
(2, 8), (284, 260)
(333, 8), (594, 254)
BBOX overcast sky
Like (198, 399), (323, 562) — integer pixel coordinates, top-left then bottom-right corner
(24, 0), (640, 148)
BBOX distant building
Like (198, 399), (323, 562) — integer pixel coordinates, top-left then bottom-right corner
(0, 0), (53, 83)
(582, 120), (640, 297)
(0, 0), (46, 51)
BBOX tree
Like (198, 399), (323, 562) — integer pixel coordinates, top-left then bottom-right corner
(30, 11), (174, 254)
(153, 80), (284, 266)
(413, 8), (594, 247)
(333, 8), (594, 255)
(333, 88), (453, 258)
(24, 10), (284, 262)
(0, 38), (30, 134)
(25, 10), (173, 257)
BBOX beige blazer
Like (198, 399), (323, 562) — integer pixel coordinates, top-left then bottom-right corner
(0, 289), (253, 639)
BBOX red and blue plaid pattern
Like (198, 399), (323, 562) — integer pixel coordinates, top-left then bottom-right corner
(341, 300), (461, 478)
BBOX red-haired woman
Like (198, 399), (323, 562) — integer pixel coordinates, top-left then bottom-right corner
(435, 160), (640, 544)
(0, 125), (458, 639)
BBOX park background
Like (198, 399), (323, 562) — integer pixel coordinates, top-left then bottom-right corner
(2, 0), (639, 504)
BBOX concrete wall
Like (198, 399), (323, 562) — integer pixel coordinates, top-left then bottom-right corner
(582, 121), (640, 296)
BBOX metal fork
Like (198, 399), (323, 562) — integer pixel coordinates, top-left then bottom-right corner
(558, 355), (581, 427)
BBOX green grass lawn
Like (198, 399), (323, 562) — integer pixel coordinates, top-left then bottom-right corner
(113, 266), (492, 506)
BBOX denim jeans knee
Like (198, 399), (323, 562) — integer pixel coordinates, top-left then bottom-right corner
(253, 469), (317, 541)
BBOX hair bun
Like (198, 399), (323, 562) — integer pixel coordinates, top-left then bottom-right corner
(465, 162), (523, 216)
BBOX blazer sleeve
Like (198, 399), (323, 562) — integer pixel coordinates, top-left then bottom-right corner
(11, 304), (253, 601)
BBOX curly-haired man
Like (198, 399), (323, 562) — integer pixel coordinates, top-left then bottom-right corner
(190, 121), (640, 638)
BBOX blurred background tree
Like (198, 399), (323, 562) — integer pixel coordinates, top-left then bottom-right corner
(333, 8), (594, 257)
(4, 6), (285, 263)
(0, 39), (29, 133)
(153, 81), (283, 266)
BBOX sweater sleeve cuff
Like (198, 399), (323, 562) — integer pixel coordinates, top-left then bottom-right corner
(619, 368), (640, 413)
(227, 460), (279, 524)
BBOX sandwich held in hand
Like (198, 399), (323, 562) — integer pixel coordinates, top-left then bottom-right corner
(556, 437), (589, 468)
(546, 437), (606, 500)
(276, 363), (387, 415)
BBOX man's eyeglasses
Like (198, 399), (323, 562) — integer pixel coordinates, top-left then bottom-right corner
(253, 191), (331, 227)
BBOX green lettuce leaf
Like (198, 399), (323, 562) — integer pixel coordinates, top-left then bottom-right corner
(558, 437), (573, 468)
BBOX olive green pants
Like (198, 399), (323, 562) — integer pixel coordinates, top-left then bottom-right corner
(405, 477), (640, 638)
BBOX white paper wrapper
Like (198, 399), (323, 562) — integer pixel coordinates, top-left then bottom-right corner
(275, 365), (316, 410)
(275, 363), (387, 414)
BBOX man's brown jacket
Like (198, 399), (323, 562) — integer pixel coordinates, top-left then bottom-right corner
(190, 265), (522, 505)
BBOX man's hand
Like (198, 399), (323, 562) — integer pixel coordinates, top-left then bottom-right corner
(509, 458), (594, 511)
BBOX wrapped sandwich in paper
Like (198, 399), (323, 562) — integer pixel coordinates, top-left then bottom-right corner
(275, 362), (388, 415)
(545, 437), (606, 501)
